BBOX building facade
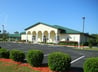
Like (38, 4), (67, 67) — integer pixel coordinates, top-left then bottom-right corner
(8, 34), (21, 41)
(21, 22), (89, 44)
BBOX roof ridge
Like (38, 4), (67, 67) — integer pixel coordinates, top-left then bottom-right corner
(53, 25), (81, 33)
(25, 22), (56, 30)
(25, 22), (82, 34)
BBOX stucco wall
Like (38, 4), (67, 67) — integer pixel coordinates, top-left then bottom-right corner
(21, 34), (32, 42)
(69, 34), (80, 42)
(59, 34), (80, 42)
(27, 35), (32, 41)
(21, 33), (81, 43)
(26, 24), (58, 34)
(21, 34), (26, 40)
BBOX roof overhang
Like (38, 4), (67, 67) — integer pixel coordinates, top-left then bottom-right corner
(25, 22), (58, 30)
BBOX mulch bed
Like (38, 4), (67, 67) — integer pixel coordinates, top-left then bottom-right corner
(0, 58), (78, 72)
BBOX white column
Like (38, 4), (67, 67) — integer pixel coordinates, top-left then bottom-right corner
(78, 35), (81, 48)
(32, 34), (33, 42)
(48, 33), (50, 42)
(42, 32), (44, 42)
(55, 33), (58, 44)
(36, 33), (38, 43)
(26, 33), (28, 43)
(78, 41), (80, 48)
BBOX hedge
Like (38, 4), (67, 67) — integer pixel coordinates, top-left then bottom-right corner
(0, 48), (9, 58)
(59, 41), (78, 46)
(26, 50), (44, 67)
(10, 49), (25, 62)
(48, 52), (71, 71)
(84, 57), (98, 72)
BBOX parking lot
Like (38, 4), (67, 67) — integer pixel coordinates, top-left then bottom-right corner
(0, 42), (98, 72)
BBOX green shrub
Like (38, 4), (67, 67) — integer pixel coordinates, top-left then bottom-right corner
(84, 57), (98, 72)
(47, 42), (54, 44)
(48, 52), (71, 71)
(59, 41), (78, 46)
(10, 49), (25, 62)
(88, 39), (93, 48)
(26, 50), (44, 67)
(89, 43), (92, 48)
(83, 42), (88, 46)
(0, 48), (9, 58)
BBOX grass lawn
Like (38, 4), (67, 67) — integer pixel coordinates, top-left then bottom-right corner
(0, 61), (39, 72)
(74, 47), (98, 51)
(83, 47), (98, 51)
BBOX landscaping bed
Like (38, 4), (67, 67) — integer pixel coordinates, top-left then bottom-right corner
(0, 58), (80, 72)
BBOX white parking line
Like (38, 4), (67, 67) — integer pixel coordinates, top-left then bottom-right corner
(71, 56), (85, 64)
(25, 53), (85, 64)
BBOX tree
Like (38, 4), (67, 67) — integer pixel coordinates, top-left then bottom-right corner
(91, 34), (98, 45)
(96, 35), (98, 43)
(0, 31), (8, 41)
(88, 38), (93, 48)
(14, 31), (19, 34)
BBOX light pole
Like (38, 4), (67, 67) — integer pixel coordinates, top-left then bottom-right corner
(78, 17), (85, 48)
(82, 17), (85, 48)
(82, 17), (85, 33)
(2, 25), (4, 34)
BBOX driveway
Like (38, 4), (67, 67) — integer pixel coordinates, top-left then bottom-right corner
(0, 42), (98, 72)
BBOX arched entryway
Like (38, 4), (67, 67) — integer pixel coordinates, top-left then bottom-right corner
(44, 31), (48, 43)
(27, 31), (31, 35)
(50, 31), (56, 43)
(38, 31), (42, 42)
(26, 31), (32, 42)
(32, 31), (36, 42)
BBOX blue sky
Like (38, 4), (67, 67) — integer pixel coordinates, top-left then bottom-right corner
(0, 0), (97, 34)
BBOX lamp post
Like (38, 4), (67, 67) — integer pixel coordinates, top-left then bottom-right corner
(78, 17), (85, 48)
(82, 17), (85, 33)
(2, 25), (4, 34)
(82, 17), (85, 48)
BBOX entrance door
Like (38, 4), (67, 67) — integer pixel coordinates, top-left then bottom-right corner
(43, 35), (47, 43)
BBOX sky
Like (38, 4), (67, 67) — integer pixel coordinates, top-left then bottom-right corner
(0, 0), (98, 34)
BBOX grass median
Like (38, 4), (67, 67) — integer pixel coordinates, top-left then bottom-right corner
(74, 47), (98, 51)
(83, 47), (98, 51)
(0, 61), (39, 72)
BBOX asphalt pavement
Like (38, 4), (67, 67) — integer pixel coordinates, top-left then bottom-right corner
(0, 42), (98, 72)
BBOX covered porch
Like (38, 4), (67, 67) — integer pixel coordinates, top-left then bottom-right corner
(26, 30), (59, 43)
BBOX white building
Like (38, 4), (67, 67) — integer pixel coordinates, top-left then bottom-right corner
(21, 22), (90, 44)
